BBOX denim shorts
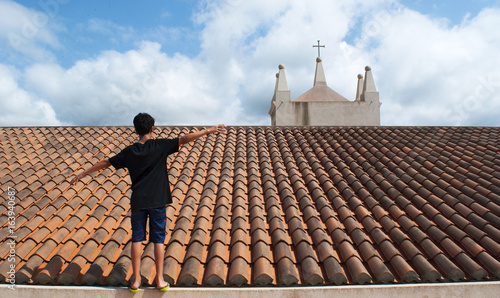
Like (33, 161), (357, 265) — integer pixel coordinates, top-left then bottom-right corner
(130, 206), (167, 243)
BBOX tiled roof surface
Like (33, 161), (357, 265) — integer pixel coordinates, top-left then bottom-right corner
(0, 126), (499, 287)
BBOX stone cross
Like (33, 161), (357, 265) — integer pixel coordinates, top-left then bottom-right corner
(313, 40), (325, 57)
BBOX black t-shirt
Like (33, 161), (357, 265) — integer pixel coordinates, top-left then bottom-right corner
(109, 138), (179, 211)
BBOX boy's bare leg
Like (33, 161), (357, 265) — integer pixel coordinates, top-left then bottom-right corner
(154, 242), (169, 288)
(130, 242), (142, 289)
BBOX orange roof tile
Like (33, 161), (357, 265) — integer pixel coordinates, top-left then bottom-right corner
(1, 126), (499, 287)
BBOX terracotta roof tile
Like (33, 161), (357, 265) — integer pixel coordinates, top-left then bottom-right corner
(2, 126), (500, 287)
(33, 257), (62, 284)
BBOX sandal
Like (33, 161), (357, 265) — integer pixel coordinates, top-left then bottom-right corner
(129, 286), (139, 293)
(158, 282), (170, 292)
(129, 279), (141, 293)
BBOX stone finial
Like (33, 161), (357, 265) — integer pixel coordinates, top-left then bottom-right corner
(277, 64), (289, 91)
(273, 73), (279, 96)
(313, 57), (327, 87)
(270, 63), (291, 118)
(362, 66), (377, 93)
(355, 74), (364, 101)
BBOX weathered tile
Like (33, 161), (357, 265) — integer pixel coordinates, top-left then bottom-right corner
(1, 126), (499, 287)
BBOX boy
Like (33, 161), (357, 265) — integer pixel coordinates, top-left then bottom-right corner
(70, 113), (226, 292)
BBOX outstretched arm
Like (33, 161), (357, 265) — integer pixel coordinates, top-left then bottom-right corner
(70, 159), (111, 185)
(179, 124), (226, 145)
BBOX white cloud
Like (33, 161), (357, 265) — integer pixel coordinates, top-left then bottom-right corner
(1, 0), (499, 127)
(0, 0), (64, 63)
(359, 7), (500, 125)
(24, 41), (247, 126)
(0, 64), (60, 126)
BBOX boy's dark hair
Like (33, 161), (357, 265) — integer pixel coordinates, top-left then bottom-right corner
(133, 113), (155, 136)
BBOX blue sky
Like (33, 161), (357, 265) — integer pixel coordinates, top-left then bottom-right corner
(11, 0), (202, 67)
(402, 0), (494, 22)
(1, 0), (500, 126)
(19, 0), (497, 65)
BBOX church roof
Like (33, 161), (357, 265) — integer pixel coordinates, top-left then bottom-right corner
(293, 85), (350, 103)
(1, 126), (499, 287)
(293, 58), (350, 103)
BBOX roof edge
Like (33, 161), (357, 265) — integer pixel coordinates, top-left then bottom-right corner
(5, 282), (500, 298)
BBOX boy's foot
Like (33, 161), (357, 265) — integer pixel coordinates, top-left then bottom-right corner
(129, 278), (141, 293)
(157, 281), (170, 292)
